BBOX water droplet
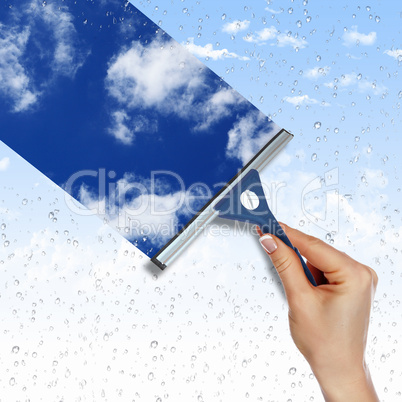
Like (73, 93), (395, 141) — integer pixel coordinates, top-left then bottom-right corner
(289, 367), (297, 375)
(334, 127), (339, 134)
(148, 372), (154, 380)
(48, 212), (54, 219)
(221, 14), (226, 20)
(9, 377), (15, 386)
(150, 340), (158, 349)
(182, 8), (188, 13)
(299, 220), (305, 227)
(242, 359), (248, 368)
(12, 346), (19, 353)
(42, 0), (47, 6)
(193, 292), (199, 299)
(380, 354), (386, 362)
(22, 199), (28, 205)
(73, 240), (79, 248)
(311, 153), (317, 162)
(103, 333), (109, 341)
(296, 20), (302, 28)
(288, 7), (293, 14)
(314, 121), (321, 129)
(316, 55), (321, 62)
(83, 19), (88, 25)
(375, 15), (380, 23)
(4, 240), (10, 247)
(1, 223), (5, 230)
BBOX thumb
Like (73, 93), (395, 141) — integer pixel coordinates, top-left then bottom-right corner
(259, 234), (312, 298)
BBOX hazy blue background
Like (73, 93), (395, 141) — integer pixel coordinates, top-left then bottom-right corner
(0, 0), (401, 400)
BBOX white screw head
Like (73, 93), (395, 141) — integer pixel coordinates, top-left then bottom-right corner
(240, 190), (259, 210)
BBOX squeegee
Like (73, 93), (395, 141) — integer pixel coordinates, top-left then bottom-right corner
(152, 131), (317, 287)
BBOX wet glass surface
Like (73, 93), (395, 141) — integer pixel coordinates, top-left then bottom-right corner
(1, 0), (401, 400)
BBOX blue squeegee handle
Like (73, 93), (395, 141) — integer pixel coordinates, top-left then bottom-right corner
(214, 169), (316, 286)
(257, 215), (317, 287)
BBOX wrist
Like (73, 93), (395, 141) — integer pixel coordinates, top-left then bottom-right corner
(312, 362), (379, 402)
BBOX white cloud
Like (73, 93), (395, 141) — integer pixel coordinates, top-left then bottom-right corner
(343, 26), (376, 47)
(106, 38), (245, 136)
(276, 33), (307, 49)
(108, 110), (157, 145)
(0, 2), (86, 112)
(360, 168), (388, 189)
(222, 20), (250, 34)
(324, 73), (357, 89)
(346, 53), (362, 60)
(357, 80), (387, 96)
(77, 174), (191, 247)
(0, 24), (40, 112)
(108, 111), (134, 145)
(184, 37), (249, 61)
(384, 49), (402, 60)
(244, 27), (307, 49)
(29, 1), (86, 78)
(244, 26), (277, 43)
(226, 110), (281, 165)
(0, 157), (10, 171)
(106, 38), (204, 111)
(304, 66), (330, 79)
(324, 73), (387, 95)
(284, 95), (319, 105)
(265, 7), (283, 14)
(194, 87), (246, 131)
(340, 73), (358, 86)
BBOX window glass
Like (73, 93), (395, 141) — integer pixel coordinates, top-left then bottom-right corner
(0, 0), (401, 400)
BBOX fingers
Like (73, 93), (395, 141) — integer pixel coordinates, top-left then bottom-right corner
(306, 261), (328, 286)
(257, 223), (377, 288)
(279, 223), (357, 275)
(259, 234), (313, 298)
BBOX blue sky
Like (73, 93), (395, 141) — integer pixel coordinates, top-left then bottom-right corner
(0, 0), (281, 256)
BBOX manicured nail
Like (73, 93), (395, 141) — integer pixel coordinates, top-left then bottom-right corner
(259, 234), (278, 254)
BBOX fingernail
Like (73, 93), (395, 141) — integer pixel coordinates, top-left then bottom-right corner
(259, 234), (278, 254)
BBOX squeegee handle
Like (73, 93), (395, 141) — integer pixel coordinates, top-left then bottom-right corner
(214, 169), (316, 286)
(258, 215), (317, 287)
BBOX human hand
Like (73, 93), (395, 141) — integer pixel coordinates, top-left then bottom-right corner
(258, 223), (379, 402)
